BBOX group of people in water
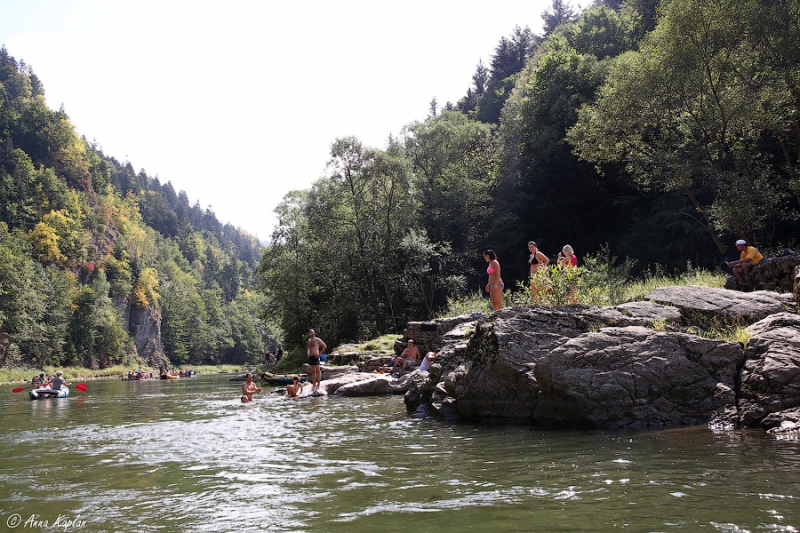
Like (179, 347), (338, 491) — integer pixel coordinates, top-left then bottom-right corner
(241, 327), (440, 402)
(241, 328), (328, 402)
(484, 241), (580, 311)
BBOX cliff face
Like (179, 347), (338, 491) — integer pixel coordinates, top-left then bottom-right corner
(405, 286), (800, 433)
(129, 303), (171, 370)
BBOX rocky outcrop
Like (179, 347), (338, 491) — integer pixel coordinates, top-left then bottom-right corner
(307, 370), (412, 396)
(130, 303), (171, 370)
(397, 315), (484, 354)
(405, 287), (800, 432)
(738, 313), (800, 427)
(645, 285), (794, 322)
(747, 254), (800, 293)
(535, 327), (742, 428)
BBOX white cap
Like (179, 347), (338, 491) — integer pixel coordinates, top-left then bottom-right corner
(56, 371), (63, 375)
(736, 239), (746, 245)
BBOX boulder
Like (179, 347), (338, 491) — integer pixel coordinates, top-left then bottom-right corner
(748, 254), (800, 292)
(644, 285), (793, 322)
(298, 364), (360, 379)
(358, 356), (394, 373)
(738, 313), (800, 426)
(397, 314), (486, 355)
(406, 298), (800, 430)
(333, 374), (412, 396)
(408, 304), (697, 425)
(534, 326), (742, 428)
(763, 407), (800, 437)
(315, 372), (376, 395)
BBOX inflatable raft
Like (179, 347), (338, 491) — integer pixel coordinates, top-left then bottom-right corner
(29, 387), (69, 400)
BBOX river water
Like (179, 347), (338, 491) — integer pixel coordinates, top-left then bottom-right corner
(1, 374), (798, 533)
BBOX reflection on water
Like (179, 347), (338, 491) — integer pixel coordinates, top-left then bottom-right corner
(1, 375), (798, 532)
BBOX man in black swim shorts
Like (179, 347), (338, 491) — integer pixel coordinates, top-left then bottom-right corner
(307, 328), (327, 393)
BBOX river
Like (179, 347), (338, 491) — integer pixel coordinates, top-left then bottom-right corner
(1, 374), (798, 532)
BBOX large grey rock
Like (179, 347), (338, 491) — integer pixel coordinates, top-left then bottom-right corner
(534, 326), (742, 428)
(403, 286), (800, 432)
(645, 285), (792, 322)
(748, 254), (800, 292)
(407, 303), (748, 429)
(410, 304), (696, 425)
(738, 313), (800, 426)
(299, 364), (360, 380)
(318, 373), (376, 395)
(333, 374), (412, 396)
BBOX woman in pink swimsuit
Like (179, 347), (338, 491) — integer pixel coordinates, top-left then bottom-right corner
(557, 244), (579, 304)
(484, 249), (504, 310)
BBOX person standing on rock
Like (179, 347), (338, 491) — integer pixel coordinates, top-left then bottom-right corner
(557, 245), (579, 304)
(727, 239), (763, 290)
(527, 241), (550, 297)
(307, 329), (327, 393)
(484, 249), (504, 310)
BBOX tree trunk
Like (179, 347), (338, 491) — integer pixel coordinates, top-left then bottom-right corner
(684, 186), (726, 253)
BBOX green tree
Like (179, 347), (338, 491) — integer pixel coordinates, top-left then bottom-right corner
(568, 0), (789, 251)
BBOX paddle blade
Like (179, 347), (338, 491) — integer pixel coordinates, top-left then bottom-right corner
(12, 387), (26, 393)
(76, 384), (87, 393)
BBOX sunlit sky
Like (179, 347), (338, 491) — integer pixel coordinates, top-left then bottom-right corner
(0, 0), (554, 240)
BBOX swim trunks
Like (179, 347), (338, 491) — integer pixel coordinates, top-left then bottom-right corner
(308, 356), (320, 366)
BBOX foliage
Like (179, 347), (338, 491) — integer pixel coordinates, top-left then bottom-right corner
(511, 264), (583, 306)
(438, 291), (495, 318)
(0, 47), (276, 370)
(568, 0), (800, 251)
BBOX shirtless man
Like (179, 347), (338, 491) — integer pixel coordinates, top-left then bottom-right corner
(391, 339), (421, 374)
(286, 376), (304, 398)
(307, 329), (327, 393)
(240, 373), (263, 403)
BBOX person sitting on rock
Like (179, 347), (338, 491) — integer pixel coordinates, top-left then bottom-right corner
(286, 376), (303, 398)
(391, 340), (421, 375)
(726, 239), (763, 290)
(419, 351), (438, 372)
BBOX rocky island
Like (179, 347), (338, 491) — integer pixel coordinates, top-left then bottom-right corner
(314, 285), (800, 437)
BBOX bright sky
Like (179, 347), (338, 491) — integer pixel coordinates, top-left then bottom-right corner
(0, 0), (552, 240)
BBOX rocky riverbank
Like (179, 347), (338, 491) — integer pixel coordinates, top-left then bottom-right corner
(311, 285), (800, 436)
(402, 285), (799, 434)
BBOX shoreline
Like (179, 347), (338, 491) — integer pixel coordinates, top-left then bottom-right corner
(1, 364), (256, 386)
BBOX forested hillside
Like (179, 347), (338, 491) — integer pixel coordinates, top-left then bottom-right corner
(258, 0), (800, 350)
(0, 46), (276, 370)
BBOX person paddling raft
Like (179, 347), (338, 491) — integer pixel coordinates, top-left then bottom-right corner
(47, 371), (71, 398)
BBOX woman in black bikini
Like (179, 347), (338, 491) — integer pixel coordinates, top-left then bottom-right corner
(528, 241), (550, 296)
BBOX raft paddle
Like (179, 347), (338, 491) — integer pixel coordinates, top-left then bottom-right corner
(76, 384), (87, 393)
(12, 385), (32, 393)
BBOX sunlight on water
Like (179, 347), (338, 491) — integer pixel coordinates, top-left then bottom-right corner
(1, 374), (799, 532)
